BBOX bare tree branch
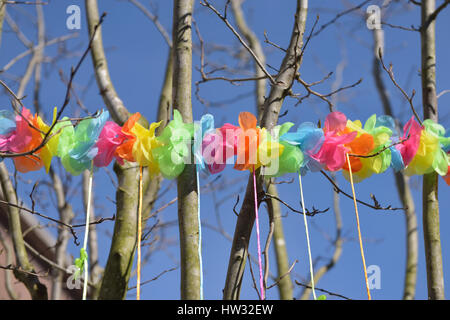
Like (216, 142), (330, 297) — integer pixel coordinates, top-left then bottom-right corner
(223, 0), (309, 300)
(0, 162), (47, 299)
(200, 0), (276, 86)
(127, 0), (172, 47)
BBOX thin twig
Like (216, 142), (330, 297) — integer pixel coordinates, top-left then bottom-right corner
(263, 31), (286, 52)
(320, 170), (404, 211)
(378, 48), (422, 125)
(349, 134), (410, 158)
(0, 33), (78, 73)
(262, 193), (329, 217)
(421, 0), (450, 31)
(381, 21), (419, 32)
(247, 251), (262, 300)
(128, 266), (178, 291)
(312, 0), (371, 37)
(0, 1), (47, 5)
(263, 210), (275, 292)
(266, 259), (297, 290)
(0, 264), (47, 277)
(200, 0), (276, 85)
(295, 280), (352, 300)
(127, 0), (172, 47)
(0, 13), (106, 159)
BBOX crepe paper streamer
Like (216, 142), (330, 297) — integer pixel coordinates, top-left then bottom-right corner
(341, 129), (374, 184)
(94, 121), (129, 167)
(192, 115), (210, 300)
(405, 122), (441, 176)
(1, 107), (449, 183)
(193, 114), (215, 175)
(346, 153), (371, 300)
(311, 112), (357, 173)
(202, 123), (240, 174)
(57, 111), (109, 176)
(342, 115), (393, 183)
(234, 112), (261, 172)
(396, 117), (422, 167)
(375, 115), (406, 172)
(0, 110), (17, 162)
(115, 113), (141, 164)
(11, 108), (45, 173)
(0, 110), (16, 136)
(152, 110), (194, 179)
(37, 108), (67, 172)
(444, 165), (450, 186)
(390, 146), (405, 171)
(0, 110), (17, 161)
(1, 107), (32, 154)
(419, 119), (450, 176)
(266, 124), (304, 177)
(252, 165), (264, 300)
(82, 162), (94, 300)
(136, 166), (143, 300)
(281, 122), (324, 175)
(196, 168), (204, 300)
(298, 171), (316, 300)
(387, 117), (420, 173)
(256, 128), (285, 173)
(131, 121), (162, 176)
(266, 141), (303, 177)
(362, 115), (393, 175)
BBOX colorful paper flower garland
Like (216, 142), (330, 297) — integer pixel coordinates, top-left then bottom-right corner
(3, 108), (448, 184)
(1, 107), (449, 300)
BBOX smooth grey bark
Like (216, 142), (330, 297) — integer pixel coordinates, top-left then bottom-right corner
(49, 169), (74, 300)
(172, 0), (201, 300)
(223, 0), (308, 300)
(372, 28), (418, 300)
(0, 2), (5, 48)
(230, 0), (266, 115)
(420, 0), (445, 300)
(87, 0), (174, 299)
(230, 0), (293, 300)
(0, 228), (18, 299)
(85, 0), (150, 299)
(0, 162), (47, 299)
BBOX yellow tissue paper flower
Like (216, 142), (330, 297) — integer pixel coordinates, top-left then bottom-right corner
(255, 128), (285, 170)
(131, 120), (162, 175)
(37, 107), (64, 172)
(405, 129), (438, 176)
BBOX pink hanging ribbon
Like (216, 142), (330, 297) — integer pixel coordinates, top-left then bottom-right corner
(252, 165), (265, 300)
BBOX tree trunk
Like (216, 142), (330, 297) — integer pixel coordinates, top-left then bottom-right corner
(172, 0), (201, 300)
(372, 28), (418, 300)
(230, 0), (293, 300)
(0, 2), (6, 48)
(266, 181), (293, 299)
(49, 169), (74, 300)
(85, 0), (151, 299)
(223, 0), (308, 300)
(420, 0), (445, 300)
(0, 163), (48, 299)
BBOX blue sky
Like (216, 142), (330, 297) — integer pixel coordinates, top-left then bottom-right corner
(1, 0), (449, 300)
